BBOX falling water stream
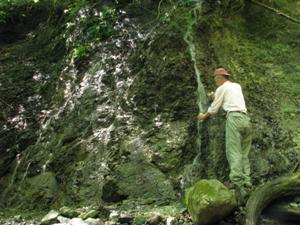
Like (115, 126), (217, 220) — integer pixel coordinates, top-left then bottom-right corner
(183, 3), (208, 164)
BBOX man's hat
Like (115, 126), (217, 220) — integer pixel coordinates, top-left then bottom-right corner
(212, 67), (230, 76)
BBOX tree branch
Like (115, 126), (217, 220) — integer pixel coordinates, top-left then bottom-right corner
(251, 0), (300, 24)
(245, 173), (300, 225)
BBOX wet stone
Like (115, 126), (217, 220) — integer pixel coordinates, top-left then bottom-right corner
(166, 216), (177, 225)
(80, 209), (99, 220)
(41, 210), (60, 225)
(118, 211), (133, 224)
(59, 206), (79, 218)
(85, 218), (105, 225)
(146, 214), (163, 225)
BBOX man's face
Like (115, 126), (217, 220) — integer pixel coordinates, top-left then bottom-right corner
(214, 75), (225, 86)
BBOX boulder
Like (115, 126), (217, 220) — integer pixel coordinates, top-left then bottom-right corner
(41, 210), (60, 225)
(115, 152), (176, 202)
(60, 206), (79, 218)
(185, 179), (236, 225)
(24, 172), (58, 208)
(57, 216), (71, 224)
(80, 209), (98, 220)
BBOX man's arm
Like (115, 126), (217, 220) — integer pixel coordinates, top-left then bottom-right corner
(196, 86), (225, 122)
(197, 112), (211, 121)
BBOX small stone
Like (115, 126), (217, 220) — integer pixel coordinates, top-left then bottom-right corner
(57, 216), (70, 223)
(60, 206), (79, 218)
(41, 210), (60, 225)
(69, 218), (89, 225)
(118, 211), (133, 224)
(109, 210), (119, 221)
(80, 209), (98, 220)
(85, 218), (105, 225)
(146, 214), (163, 225)
(105, 221), (118, 225)
(166, 216), (176, 225)
(14, 215), (22, 221)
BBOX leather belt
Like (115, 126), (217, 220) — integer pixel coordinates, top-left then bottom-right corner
(228, 111), (247, 114)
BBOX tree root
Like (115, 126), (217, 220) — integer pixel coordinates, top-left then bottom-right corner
(245, 172), (300, 225)
(264, 199), (300, 222)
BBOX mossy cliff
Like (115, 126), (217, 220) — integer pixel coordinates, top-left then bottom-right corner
(0, 0), (299, 223)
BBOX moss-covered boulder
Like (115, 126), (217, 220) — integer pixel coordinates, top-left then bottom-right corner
(185, 179), (236, 225)
(59, 206), (79, 218)
(22, 172), (58, 208)
(79, 209), (98, 220)
(115, 153), (176, 202)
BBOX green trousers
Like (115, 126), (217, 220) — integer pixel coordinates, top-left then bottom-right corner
(226, 112), (252, 189)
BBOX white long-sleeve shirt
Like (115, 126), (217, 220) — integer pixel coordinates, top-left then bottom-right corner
(207, 81), (247, 115)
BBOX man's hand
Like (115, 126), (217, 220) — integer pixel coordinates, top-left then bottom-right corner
(197, 112), (209, 122)
(207, 91), (215, 101)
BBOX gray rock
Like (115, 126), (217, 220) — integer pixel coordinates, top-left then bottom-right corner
(166, 216), (176, 225)
(146, 214), (163, 225)
(60, 206), (79, 218)
(104, 221), (118, 225)
(13, 215), (22, 222)
(109, 210), (119, 221)
(69, 218), (89, 225)
(85, 218), (105, 225)
(118, 211), (133, 224)
(41, 210), (60, 225)
(115, 152), (176, 201)
(57, 216), (70, 223)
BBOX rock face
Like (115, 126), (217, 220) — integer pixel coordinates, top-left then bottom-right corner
(185, 179), (236, 225)
(114, 152), (176, 201)
(0, 0), (299, 218)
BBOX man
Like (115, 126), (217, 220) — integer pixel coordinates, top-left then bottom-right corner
(197, 67), (252, 204)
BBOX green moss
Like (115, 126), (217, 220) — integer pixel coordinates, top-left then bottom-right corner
(0, 208), (46, 224)
(185, 180), (236, 225)
(79, 209), (98, 220)
(20, 172), (58, 209)
(115, 153), (176, 202)
(198, 2), (300, 180)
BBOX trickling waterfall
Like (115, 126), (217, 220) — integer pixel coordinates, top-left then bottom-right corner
(20, 162), (31, 184)
(183, 3), (208, 164)
(42, 153), (53, 173)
